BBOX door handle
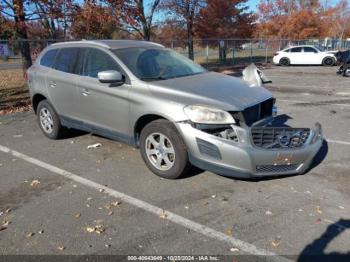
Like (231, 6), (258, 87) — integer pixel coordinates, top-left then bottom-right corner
(81, 88), (91, 96)
(49, 81), (56, 88)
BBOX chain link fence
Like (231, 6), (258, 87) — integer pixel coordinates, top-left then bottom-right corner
(1, 38), (350, 67)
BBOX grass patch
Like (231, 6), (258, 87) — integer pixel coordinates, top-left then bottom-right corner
(0, 69), (30, 115)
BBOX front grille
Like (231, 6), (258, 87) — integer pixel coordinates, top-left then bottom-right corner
(242, 98), (273, 126)
(256, 164), (300, 174)
(251, 127), (310, 149)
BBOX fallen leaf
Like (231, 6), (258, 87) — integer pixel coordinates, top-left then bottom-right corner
(265, 210), (273, 216)
(38, 230), (44, 234)
(86, 226), (95, 233)
(298, 208), (303, 212)
(271, 239), (280, 247)
(160, 210), (168, 219)
(225, 227), (234, 236)
(221, 197), (228, 202)
(230, 247), (239, 252)
(87, 143), (102, 149)
(315, 218), (322, 224)
(96, 160), (101, 165)
(211, 194), (217, 198)
(108, 211), (113, 216)
(5, 208), (11, 214)
(86, 204), (90, 208)
(87, 197), (93, 201)
(339, 206), (345, 209)
(13, 134), (23, 138)
(316, 206), (323, 214)
(30, 179), (40, 187)
(2, 220), (10, 227)
(58, 246), (65, 251)
(99, 188), (105, 193)
(203, 202), (209, 206)
(104, 201), (121, 210)
(74, 213), (81, 218)
(105, 244), (111, 248)
(95, 225), (105, 234)
(184, 206), (189, 209)
(26, 232), (34, 238)
(72, 184), (77, 188)
(86, 224), (105, 234)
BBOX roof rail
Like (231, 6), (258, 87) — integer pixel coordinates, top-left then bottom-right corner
(51, 40), (110, 49)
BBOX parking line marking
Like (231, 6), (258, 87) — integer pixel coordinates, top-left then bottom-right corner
(326, 139), (350, 146)
(278, 99), (350, 107)
(0, 144), (291, 262)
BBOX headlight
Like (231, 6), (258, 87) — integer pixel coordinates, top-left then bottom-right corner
(311, 122), (322, 144)
(183, 105), (235, 124)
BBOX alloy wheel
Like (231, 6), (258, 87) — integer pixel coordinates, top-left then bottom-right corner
(145, 132), (175, 171)
(39, 107), (54, 134)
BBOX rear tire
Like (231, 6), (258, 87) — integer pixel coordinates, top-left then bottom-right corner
(345, 69), (350, 77)
(37, 100), (66, 139)
(139, 119), (191, 179)
(322, 57), (335, 66)
(279, 57), (290, 66)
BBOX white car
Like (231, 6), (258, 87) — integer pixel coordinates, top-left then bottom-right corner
(273, 45), (337, 66)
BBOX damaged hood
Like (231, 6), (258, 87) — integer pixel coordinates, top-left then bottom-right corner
(147, 72), (272, 111)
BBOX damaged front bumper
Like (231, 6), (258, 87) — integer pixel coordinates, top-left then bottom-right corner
(175, 121), (323, 178)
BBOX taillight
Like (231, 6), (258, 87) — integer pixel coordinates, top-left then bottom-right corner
(23, 71), (28, 81)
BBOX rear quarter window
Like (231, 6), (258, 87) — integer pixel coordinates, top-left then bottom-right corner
(53, 48), (80, 74)
(40, 49), (58, 68)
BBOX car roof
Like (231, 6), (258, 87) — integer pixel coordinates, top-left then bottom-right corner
(50, 40), (164, 50)
(285, 45), (318, 49)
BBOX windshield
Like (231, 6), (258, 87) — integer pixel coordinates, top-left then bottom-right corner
(314, 46), (325, 52)
(113, 47), (205, 81)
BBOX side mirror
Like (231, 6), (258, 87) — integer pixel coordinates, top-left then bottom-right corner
(98, 70), (124, 84)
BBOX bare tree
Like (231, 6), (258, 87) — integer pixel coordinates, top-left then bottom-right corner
(106, 0), (161, 40)
(161, 0), (205, 60)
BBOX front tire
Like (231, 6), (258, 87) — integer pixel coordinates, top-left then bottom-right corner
(322, 57), (335, 66)
(37, 100), (66, 139)
(279, 57), (290, 66)
(140, 119), (191, 179)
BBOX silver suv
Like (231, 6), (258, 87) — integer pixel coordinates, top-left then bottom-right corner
(27, 40), (323, 179)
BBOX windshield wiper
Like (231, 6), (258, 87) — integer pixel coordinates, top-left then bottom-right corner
(140, 76), (168, 81)
(165, 71), (205, 80)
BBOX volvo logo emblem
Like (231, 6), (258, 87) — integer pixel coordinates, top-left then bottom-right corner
(278, 134), (291, 147)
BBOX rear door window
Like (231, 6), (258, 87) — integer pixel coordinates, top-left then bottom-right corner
(53, 48), (80, 74)
(82, 48), (121, 78)
(290, 47), (302, 53)
(40, 49), (58, 68)
(304, 47), (317, 53)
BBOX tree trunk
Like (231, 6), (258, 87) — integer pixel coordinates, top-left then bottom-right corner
(143, 26), (151, 41)
(187, 17), (194, 60)
(13, 0), (32, 70)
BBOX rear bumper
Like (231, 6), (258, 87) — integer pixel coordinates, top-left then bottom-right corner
(273, 56), (280, 65)
(175, 122), (323, 178)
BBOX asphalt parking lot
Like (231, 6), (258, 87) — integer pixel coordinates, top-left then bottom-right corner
(0, 65), (349, 261)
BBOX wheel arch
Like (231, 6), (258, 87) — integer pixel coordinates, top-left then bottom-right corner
(134, 114), (170, 147)
(322, 56), (335, 66)
(32, 93), (47, 114)
(279, 57), (290, 66)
